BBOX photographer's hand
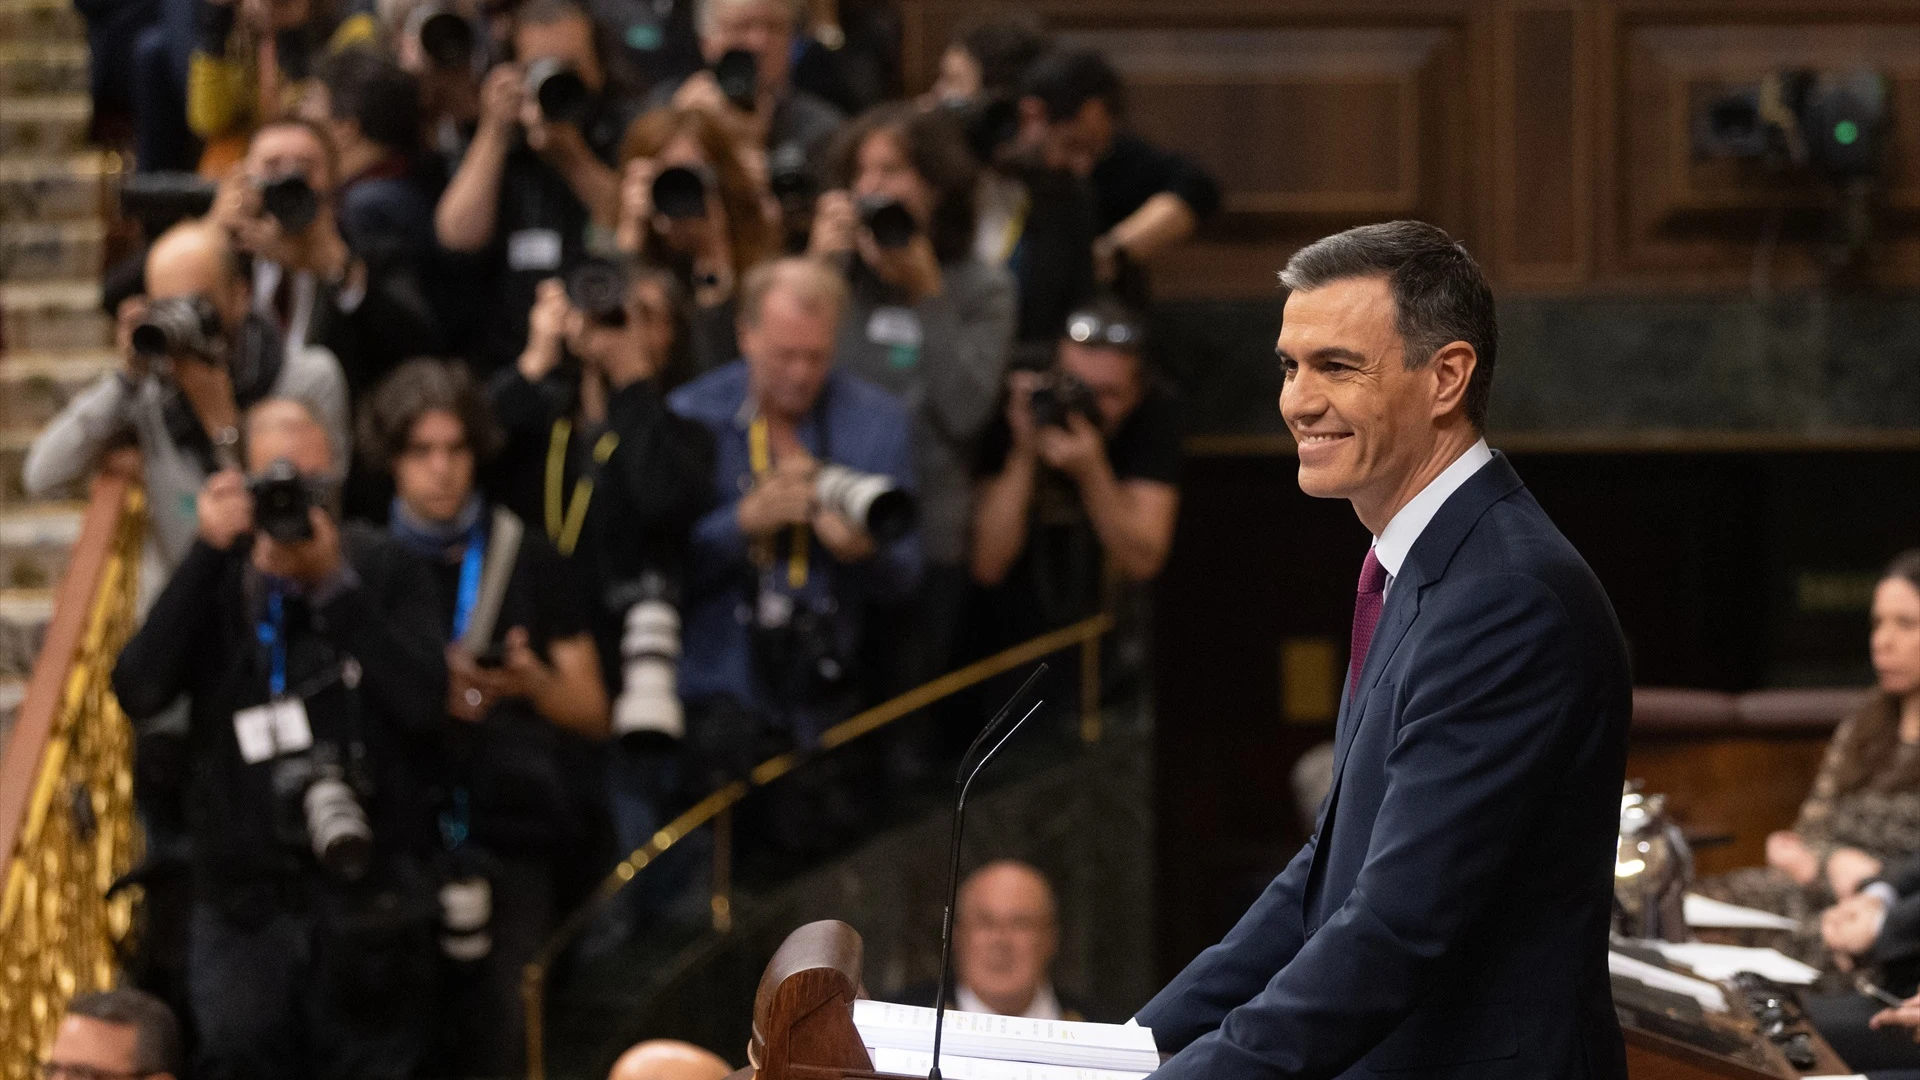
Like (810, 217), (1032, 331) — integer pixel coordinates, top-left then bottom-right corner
(253, 507), (345, 587)
(196, 469), (253, 550)
(861, 232), (943, 303)
(812, 508), (876, 563)
(478, 64), (524, 143)
(807, 190), (858, 261)
(173, 356), (240, 452)
(1037, 412), (1109, 483)
(1004, 370), (1043, 459)
(115, 296), (150, 380)
(446, 644), (490, 721)
(615, 157), (656, 255)
(518, 278), (572, 382)
(737, 456), (816, 537)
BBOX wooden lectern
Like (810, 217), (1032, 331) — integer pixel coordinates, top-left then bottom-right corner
(733, 920), (910, 1080)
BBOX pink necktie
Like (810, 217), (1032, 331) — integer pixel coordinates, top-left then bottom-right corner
(1349, 548), (1388, 694)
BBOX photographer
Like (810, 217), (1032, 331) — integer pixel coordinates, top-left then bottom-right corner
(970, 301), (1180, 632)
(361, 359), (607, 1077)
(811, 102), (1014, 688)
(1016, 48), (1219, 305)
(306, 47), (437, 270)
(111, 398), (446, 1080)
(209, 117), (443, 404)
(434, 0), (636, 373)
(22, 221), (348, 581)
(668, 257), (922, 783)
(616, 106), (779, 375)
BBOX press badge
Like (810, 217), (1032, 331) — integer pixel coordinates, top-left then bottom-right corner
(865, 306), (922, 369)
(507, 228), (563, 272)
(233, 698), (314, 764)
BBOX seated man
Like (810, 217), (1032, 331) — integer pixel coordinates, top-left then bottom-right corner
(111, 398), (447, 1080)
(668, 256), (922, 838)
(23, 220), (348, 582)
(608, 1039), (733, 1080)
(914, 860), (1082, 1021)
(42, 989), (183, 1080)
(970, 301), (1180, 636)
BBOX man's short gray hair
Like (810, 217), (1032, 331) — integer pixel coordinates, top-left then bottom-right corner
(65, 990), (183, 1076)
(738, 256), (849, 331)
(695, 0), (799, 37)
(1278, 220), (1498, 429)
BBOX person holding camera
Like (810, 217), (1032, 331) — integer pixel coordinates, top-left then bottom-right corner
(435, 0), (637, 373)
(970, 301), (1180, 634)
(111, 398), (447, 1080)
(667, 257), (922, 827)
(616, 106), (779, 375)
(360, 359), (608, 1077)
(210, 117), (444, 405)
(182, 0), (379, 169)
(23, 221), (349, 583)
(810, 102), (1014, 694)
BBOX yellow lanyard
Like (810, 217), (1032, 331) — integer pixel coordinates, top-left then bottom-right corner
(998, 189), (1031, 264)
(544, 419), (619, 557)
(748, 416), (809, 588)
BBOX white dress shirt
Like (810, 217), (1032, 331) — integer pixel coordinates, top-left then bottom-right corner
(955, 982), (1064, 1020)
(1371, 438), (1493, 597)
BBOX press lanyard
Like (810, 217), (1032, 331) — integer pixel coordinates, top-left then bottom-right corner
(998, 189), (1031, 265)
(257, 590), (289, 698)
(749, 416), (808, 588)
(450, 521), (486, 641)
(544, 419), (619, 557)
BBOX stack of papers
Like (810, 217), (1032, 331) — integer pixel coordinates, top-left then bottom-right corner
(1683, 894), (1800, 931)
(1651, 941), (1821, 985)
(868, 1049), (1149, 1080)
(852, 1001), (1160, 1074)
(1608, 951), (1730, 1013)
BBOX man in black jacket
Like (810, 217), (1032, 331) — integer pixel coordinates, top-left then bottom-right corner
(112, 398), (447, 1080)
(1810, 855), (1920, 1072)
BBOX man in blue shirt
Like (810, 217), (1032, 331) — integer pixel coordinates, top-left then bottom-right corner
(669, 257), (923, 808)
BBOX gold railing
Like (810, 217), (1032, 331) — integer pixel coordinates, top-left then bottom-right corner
(521, 610), (1116, 1080)
(0, 463), (144, 1080)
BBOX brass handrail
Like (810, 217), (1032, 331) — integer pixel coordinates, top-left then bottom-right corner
(0, 462), (145, 1080)
(521, 610), (1115, 1080)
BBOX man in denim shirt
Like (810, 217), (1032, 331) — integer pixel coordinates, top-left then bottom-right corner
(669, 257), (922, 827)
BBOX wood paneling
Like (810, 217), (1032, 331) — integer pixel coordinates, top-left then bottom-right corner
(899, 0), (1920, 296)
(1625, 733), (1829, 876)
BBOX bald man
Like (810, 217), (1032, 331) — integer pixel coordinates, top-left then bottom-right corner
(942, 861), (1080, 1021)
(607, 1039), (733, 1080)
(23, 220), (349, 586)
(111, 398), (447, 1080)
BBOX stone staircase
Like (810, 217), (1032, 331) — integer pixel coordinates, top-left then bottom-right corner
(0, 0), (118, 738)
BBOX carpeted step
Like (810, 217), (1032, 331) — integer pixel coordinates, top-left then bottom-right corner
(0, 153), (120, 225)
(0, 94), (92, 158)
(1, 218), (107, 281)
(1, 279), (109, 352)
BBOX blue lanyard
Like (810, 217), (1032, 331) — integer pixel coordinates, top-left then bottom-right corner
(450, 522), (486, 641)
(256, 590), (288, 698)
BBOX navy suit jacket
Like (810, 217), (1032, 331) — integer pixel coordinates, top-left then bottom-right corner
(1137, 452), (1631, 1080)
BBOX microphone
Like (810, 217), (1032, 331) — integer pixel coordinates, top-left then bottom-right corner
(928, 664), (1050, 1080)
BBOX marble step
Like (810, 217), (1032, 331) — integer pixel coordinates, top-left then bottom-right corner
(1, 218), (106, 282)
(0, 153), (120, 224)
(0, 94), (92, 158)
(0, 0), (84, 43)
(2, 279), (110, 352)
(0, 503), (82, 590)
(0, 42), (89, 97)
(0, 588), (52, 681)
(0, 438), (32, 506)
(0, 349), (117, 434)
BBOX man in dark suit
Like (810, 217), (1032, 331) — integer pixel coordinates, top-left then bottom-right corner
(1136, 221), (1632, 1079)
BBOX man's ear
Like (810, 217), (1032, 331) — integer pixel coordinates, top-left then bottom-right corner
(1427, 341), (1477, 421)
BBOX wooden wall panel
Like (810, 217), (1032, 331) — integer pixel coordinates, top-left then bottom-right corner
(1496, 5), (1589, 283)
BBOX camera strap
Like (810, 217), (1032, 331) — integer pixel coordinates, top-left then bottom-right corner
(544, 419), (619, 557)
(749, 416), (809, 589)
(258, 589), (290, 698)
(450, 522), (486, 642)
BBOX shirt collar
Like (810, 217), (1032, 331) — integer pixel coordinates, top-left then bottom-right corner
(1371, 438), (1493, 581)
(954, 982), (1062, 1020)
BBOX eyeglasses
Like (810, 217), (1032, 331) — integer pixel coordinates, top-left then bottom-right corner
(1064, 312), (1141, 350)
(39, 1063), (156, 1080)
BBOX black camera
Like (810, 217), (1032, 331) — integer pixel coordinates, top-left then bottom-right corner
(411, 4), (476, 71)
(258, 172), (319, 233)
(120, 171), (217, 238)
(651, 163), (713, 220)
(272, 748), (374, 882)
(566, 257), (630, 328)
(525, 57), (589, 125)
(248, 458), (334, 543)
(857, 195), (918, 250)
(712, 48), (758, 112)
(769, 142), (817, 215)
(1028, 371), (1099, 430)
(132, 295), (225, 362)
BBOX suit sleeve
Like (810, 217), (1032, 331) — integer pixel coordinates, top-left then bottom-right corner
(1136, 838), (1316, 1053)
(1149, 575), (1582, 1080)
(112, 539), (231, 720)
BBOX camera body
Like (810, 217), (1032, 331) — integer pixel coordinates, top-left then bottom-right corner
(712, 48), (758, 112)
(132, 295), (226, 363)
(248, 458), (337, 544)
(651, 163), (714, 220)
(524, 58), (589, 126)
(271, 745), (375, 882)
(856, 195), (918, 250)
(257, 172), (319, 233)
(566, 257), (630, 328)
(1028, 371), (1099, 430)
(409, 4), (477, 71)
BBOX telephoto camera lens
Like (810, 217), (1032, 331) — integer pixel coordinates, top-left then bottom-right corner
(414, 6), (476, 71)
(857, 195), (918, 250)
(304, 772), (374, 881)
(130, 295), (222, 360)
(439, 873), (493, 961)
(248, 459), (317, 543)
(611, 573), (684, 744)
(650, 164), (713, 220)
(815, 465), (917, 543)
(258, 173), (319, 232)
(712, 48), (758, 112)
(525, 58), (589, 125)
(566, 258), (630, 328)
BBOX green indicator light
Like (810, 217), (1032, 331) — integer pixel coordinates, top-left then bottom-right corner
(1835, 120), (1860, 146)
